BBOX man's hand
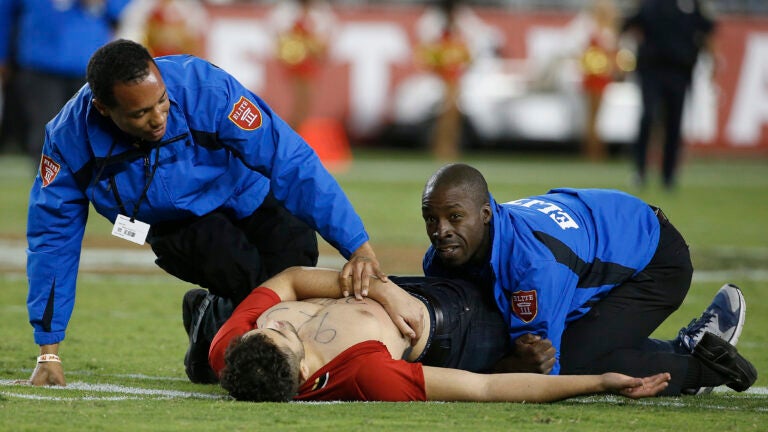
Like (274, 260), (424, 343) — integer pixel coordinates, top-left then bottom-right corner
(493, 333), (556, 374)
(368, 282), (425, 344)
(603, 372), (670, 399)
(27, 358), (66, 386)
(339, 241), (388, 299)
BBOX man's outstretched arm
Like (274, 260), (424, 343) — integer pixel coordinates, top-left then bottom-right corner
(422, 367), (670, 402)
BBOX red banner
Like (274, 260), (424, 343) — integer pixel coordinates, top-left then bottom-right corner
(198, 4), (768, 154)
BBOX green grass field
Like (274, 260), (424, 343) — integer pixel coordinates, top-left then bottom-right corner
(1, 149), (766, 431)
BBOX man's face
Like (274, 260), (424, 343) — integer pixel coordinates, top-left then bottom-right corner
(94, 61), (170, 142)
(243, 319), (304, 360)
(421, 184), (492, 268)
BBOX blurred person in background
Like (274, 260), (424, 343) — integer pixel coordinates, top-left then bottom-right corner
(117, 0), (209, 58)
(566, 0), (622, 162)
(621, 0), (718, 190)
(415, 0), (500, 161)
(0, 0), (131, 164)
(268, 0), (336, 130)
(0, 8), (24, 155)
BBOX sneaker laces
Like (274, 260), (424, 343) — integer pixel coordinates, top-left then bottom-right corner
(679, 311), (716, 350)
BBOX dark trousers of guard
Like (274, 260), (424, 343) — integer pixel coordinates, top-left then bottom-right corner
(147, 192), (318, 383)
(559, 207), (695, 395)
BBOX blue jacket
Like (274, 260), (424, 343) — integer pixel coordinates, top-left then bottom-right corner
(0, 0), (129, 76)
(27, 55), (369, 345)
(424, 188), (660, 374)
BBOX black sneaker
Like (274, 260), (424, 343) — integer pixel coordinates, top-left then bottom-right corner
(692, 332), (757, 392)
(182, 289), (208, 337)
(182, 289), (234, 384)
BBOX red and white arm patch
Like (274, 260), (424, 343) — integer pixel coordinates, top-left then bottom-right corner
(228, 96), (263, 131)
(511, 289), (538, 323)
(40, 155), (61, 187)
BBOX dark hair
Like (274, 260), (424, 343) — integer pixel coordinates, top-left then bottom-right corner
(423, 163), (490, 206)
(220, 333), (301, 402)
(86, 39), (155, 108)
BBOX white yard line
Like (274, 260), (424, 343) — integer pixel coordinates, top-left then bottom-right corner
(1, 240), (766, 280)
(0, 379), (222, 400)
(0, 379), (765, 404)
(0, 239), (346, 272)
(692, 269), (768, 282)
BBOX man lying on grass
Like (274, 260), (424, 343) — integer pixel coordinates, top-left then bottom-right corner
(209, 267), (670, 402)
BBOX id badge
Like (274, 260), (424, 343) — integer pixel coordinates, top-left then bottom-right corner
(111, 214), (150, 245)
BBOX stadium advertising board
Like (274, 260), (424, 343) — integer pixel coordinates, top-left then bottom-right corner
(201, 4), (768, 153)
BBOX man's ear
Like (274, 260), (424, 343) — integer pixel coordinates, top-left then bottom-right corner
(298, 359), (311, 383)
(92, 98), (109, 117)
(481, 204), (492, 224)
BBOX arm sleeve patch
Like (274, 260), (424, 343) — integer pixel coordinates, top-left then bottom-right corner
(40, 155), (61, 187)
(228, 96), (263, 131)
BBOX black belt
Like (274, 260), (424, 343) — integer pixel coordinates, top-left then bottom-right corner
(402, 286), (451, 366)
(649, 205), (669, 224)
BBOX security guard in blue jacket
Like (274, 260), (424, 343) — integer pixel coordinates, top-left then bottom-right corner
(419, 163), (756, 396)
(25, 40), (389, 386)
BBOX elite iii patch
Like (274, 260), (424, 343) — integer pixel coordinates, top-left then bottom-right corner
(511, 290), (538, 323)
(228, 96), (263, 131)
(40, 155), (61, 187)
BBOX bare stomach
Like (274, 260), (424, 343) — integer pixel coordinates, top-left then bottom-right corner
(261, 297), (429, 362)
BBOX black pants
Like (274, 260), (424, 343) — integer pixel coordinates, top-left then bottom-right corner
(634, 67), (691, 188)
(389, 276), (512, 373)
(148, 192), (318, 304)
(559, 208), (694, 395)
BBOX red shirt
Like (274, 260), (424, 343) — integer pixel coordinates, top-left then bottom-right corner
(297, 340), (426, 401)
(208, 287), (427, 401)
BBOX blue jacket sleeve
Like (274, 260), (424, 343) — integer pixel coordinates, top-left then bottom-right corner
(26, 144), (89, 345)
(199, 65), (368, 258)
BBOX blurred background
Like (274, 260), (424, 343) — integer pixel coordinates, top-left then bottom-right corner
(2, 0), (768, 162)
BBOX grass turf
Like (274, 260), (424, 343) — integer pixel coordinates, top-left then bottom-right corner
(1, 149), (766, 431)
